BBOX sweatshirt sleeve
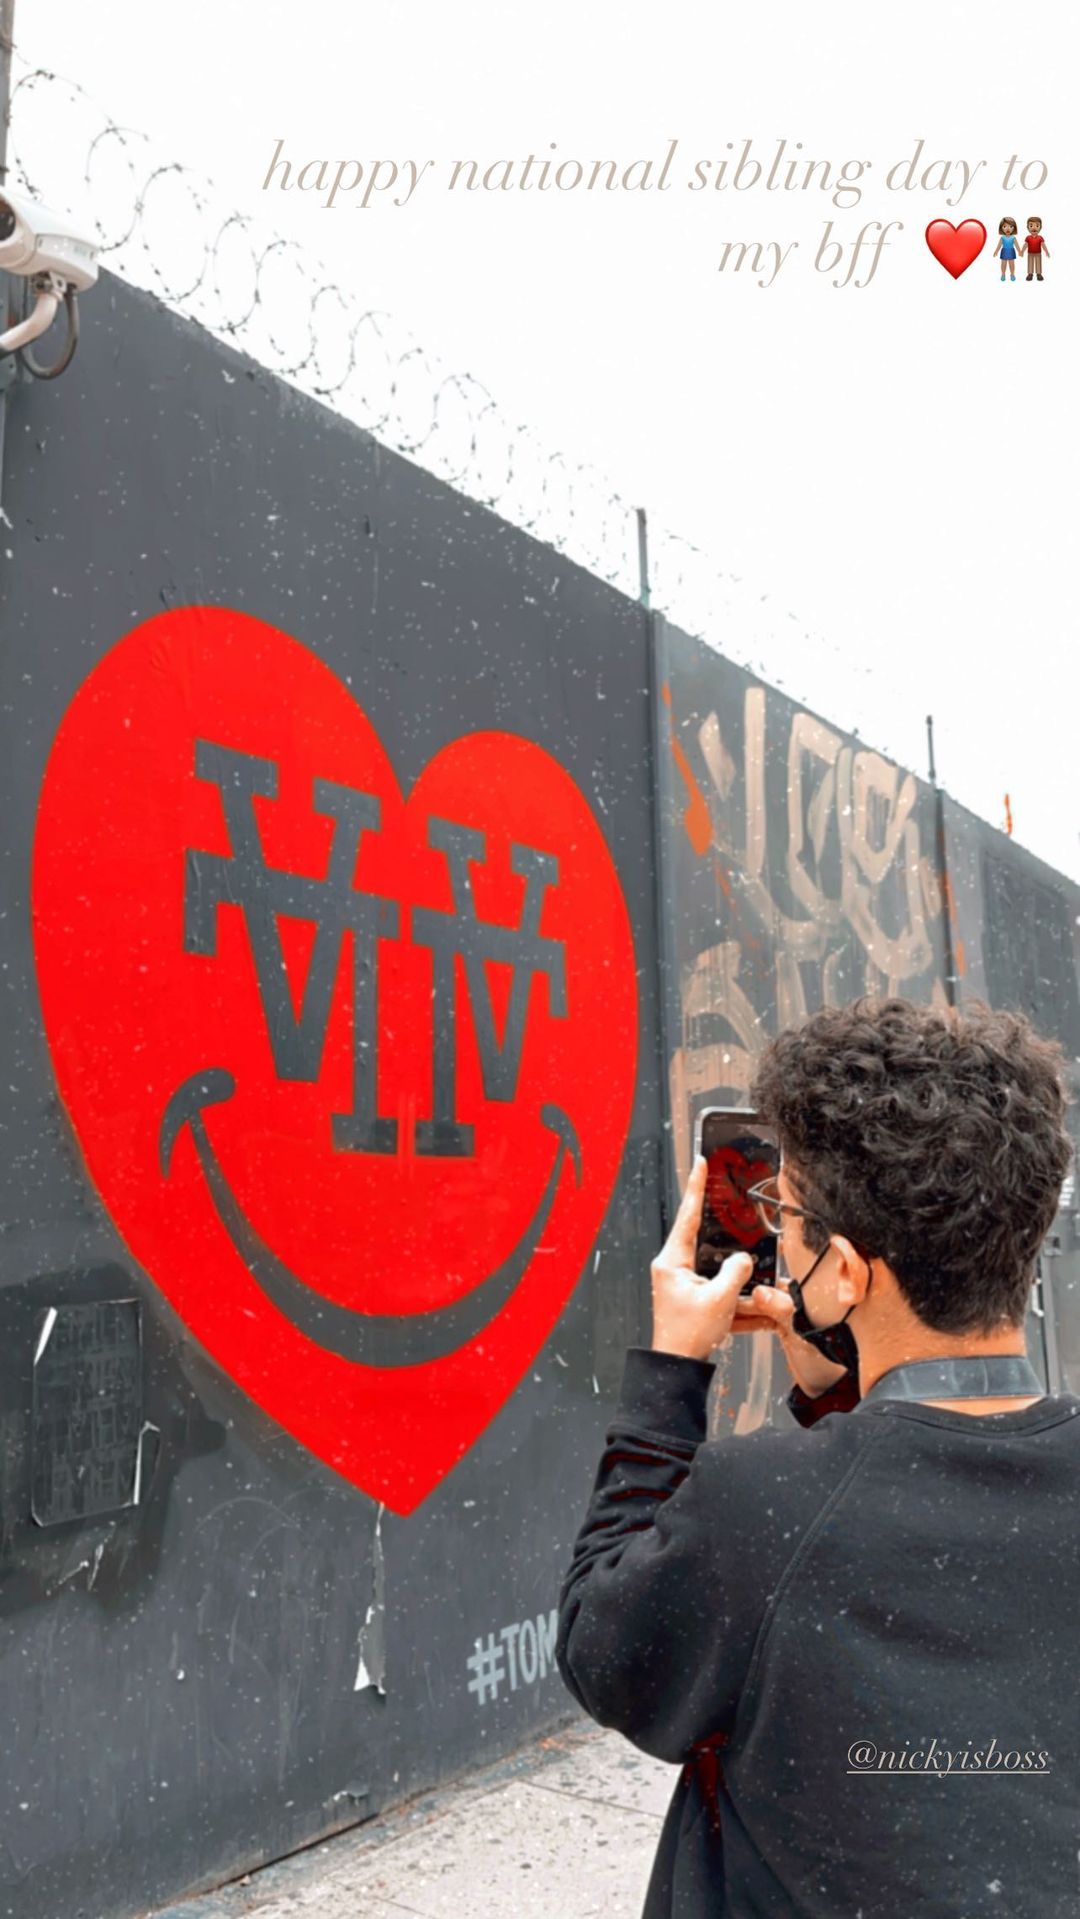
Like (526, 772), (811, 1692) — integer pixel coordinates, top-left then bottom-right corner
(555, 1345), (766, 1765)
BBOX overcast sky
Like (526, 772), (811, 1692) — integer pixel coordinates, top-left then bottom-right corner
(15, 0), (1080, 883)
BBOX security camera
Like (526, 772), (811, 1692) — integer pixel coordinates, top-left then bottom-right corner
(0, 189), (99, 293)
(0, 190), (99, 376)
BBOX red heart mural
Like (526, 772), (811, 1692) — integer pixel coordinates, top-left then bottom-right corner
(31, 607), (638, 1514)
(924, 218), (987, 279)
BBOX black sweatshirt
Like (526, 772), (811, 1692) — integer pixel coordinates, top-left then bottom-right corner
(555, 1346), (1080, 1918)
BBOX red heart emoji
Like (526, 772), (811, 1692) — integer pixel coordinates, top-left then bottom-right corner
(31, 608), (639, 1514)
(925, 219), (987, 279)
(706, 1147), (776, 1248)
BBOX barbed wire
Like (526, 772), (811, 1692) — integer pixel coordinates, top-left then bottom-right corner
(7, 56), (888, 736)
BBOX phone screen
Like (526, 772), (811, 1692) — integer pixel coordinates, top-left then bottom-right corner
(694, 1110), (780, 1290)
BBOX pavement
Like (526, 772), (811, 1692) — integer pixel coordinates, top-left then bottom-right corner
(148, 1716), (677, 1919)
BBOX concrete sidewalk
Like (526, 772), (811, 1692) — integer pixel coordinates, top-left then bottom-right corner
(148, 1718), (676, 1919)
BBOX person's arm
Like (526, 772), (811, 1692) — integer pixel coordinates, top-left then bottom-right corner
(994, 240), (1002, 256)
(785, 1363), (862, 1426)
(741, 1281), (861, 1421)
(556, 1347), (763, 1762)
(777, 1322), (861, 1423)
(776, 1324), (852, 1397)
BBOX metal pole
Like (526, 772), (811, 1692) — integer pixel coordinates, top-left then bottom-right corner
(927, 713), (958, 1007)
(643, 618), (682, 1246)
(0, 0), (15, 184)
(636, 505), (650, 609)
(0, 0), (15, 530)
(638, 507), (678, 1238)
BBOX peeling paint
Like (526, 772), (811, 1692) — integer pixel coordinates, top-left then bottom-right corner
(132, 1421), (162, 1507)
(354, 1502), (387, 1695)
(33, 1307), (57, 1366)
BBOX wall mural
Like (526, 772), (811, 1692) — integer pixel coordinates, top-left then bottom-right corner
(656, 629), (950, 1435)
(30, 606), (639, 1515)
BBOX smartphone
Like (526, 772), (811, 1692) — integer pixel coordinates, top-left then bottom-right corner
(692, 1106), (780, 1295)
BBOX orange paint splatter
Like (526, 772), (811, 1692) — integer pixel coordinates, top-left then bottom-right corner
(663, 688), (713, 855)
(675, 743), (712, 853)
(939, 869), (966, 975)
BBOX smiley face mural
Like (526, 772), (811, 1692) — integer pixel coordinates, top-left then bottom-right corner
(31, 608), (639, 1516)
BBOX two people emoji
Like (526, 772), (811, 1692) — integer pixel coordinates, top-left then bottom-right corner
(995, 217), (1049, 281)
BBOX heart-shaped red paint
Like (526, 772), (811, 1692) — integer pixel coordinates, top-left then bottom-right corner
(925, 219), (987, 279)
(706, 1148), (775, 1247)
(31, 608), (638, 1514)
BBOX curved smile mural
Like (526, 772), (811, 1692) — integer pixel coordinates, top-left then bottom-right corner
(31, 608), (639, 1515)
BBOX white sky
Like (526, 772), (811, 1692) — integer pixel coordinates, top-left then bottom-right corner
(15, 0), (1080, 883)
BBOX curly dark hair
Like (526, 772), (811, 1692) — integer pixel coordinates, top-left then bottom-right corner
(750, 997), (1074, 1333)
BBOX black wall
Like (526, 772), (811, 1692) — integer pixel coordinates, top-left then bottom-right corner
(0, 274), (666, 1918)
(0, 274), (1077, 1917)
(943, 797), (1080, 1391)
(652, 619), (955, 1430)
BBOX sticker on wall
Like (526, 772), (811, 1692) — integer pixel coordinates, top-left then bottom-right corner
(31, 607), (638, 1515)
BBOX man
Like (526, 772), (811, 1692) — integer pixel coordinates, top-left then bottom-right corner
(556, 997), (1077, 1918)
(1023, 215), (1049, 280)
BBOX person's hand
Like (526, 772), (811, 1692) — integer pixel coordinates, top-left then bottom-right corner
(650, 1155), (764, 1362)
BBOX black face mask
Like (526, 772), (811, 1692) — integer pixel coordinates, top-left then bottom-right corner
(785, 1242), (865, 1372)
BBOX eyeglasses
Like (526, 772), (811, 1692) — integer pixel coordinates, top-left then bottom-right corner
(746, 1175), (829, 1237)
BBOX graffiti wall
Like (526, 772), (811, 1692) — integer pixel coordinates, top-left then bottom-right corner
(0, 275), (666, 1917)
(1, 273), (1078, 1918)
(942, 798), (1080, 1393)
(651, 616), (1074, 1428)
